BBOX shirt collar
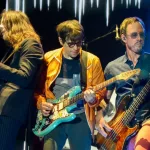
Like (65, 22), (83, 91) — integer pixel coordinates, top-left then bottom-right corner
(123, 51), (144, 64)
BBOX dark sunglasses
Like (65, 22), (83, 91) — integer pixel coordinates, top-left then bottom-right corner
(66, 41), (83, 48)
(126, 32), (145, 39)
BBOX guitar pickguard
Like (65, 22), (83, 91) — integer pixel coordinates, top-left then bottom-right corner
(50, 109), (70, 120)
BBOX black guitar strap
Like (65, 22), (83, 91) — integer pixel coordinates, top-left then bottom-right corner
(1, 48), (17, 64)
(80, 50), (87, 90)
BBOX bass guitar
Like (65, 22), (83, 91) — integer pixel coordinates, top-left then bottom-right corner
(95, 79), (150, 150)
(33, 69), (140, 137)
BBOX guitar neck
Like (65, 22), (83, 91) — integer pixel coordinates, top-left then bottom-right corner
(62, 76), (118, 109)
(93, 76), (117, 92)
(123, 80), (150, 124)
(55, 69), (140, 111)
(63, 93), (84, 108)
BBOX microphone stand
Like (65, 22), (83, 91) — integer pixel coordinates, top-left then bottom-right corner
(84, 30), (116, 51)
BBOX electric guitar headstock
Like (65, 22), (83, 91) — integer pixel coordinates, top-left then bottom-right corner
(116, 69), (141, 81)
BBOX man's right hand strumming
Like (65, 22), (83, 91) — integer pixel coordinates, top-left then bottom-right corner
(95, 110), (112, 138)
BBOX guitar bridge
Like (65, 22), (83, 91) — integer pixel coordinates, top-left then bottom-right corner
(50, 109), (69, 120)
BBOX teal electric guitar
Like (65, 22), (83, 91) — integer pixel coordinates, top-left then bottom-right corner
(33, 69), (140, 137)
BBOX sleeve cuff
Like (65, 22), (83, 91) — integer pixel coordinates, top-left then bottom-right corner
(88, 98), (100, 108)
(37, 95), (46, 109)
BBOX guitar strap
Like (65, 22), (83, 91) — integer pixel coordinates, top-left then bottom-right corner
(80, 50), (87, 90)
(1, 48), (17, 64)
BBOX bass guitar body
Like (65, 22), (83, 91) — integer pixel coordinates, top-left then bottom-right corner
(95, 95), (139, 150)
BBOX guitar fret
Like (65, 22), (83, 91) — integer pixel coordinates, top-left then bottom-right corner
(63, 100), (67, 107)
(70, 93), (84, 104)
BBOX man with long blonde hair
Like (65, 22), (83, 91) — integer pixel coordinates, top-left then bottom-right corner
(0, 10), (43, 150)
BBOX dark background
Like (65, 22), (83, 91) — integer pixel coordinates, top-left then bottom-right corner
(0, 0), (150, 148)
(0, 0), (150, 69)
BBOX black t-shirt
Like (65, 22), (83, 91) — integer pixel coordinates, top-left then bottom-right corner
(52, 55), (84, 111)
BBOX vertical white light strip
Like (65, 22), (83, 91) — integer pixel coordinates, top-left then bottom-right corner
(121, 0), (123, 4)
(34, 0), (37, 8)
(15, 0), (20, 11)
(47, 0), (50, 10)
(135, 0), (138, 6)
(6, 0), (9, 11)
(126, 0), (129, 8)
(40, 0), (43, 11)
(23, 141), (26, 150)
(15, 0), (17, 10)
(112, 0), (114, 11)
(60, 0), (62, 9)
(83, 0), (85, 15)
(96, 0), (99, 8)
(129, 0), (131, 5)
(106, 0), (109, 26)
(138, 0), (141, 9)
(22, 0), (25, 12)
(91, 0), (94, 8)
(57, 0), (60, 10)
(79, 0), (82, 23)
(19, 0), (20, 10)
(75, 0), (77, 17)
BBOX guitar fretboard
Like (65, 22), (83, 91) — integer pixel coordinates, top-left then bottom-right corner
(53, 69), (140, 111)
(56, 76), (117, 111)
(123, 80), (150, 125)
(63, 93), (84, 108)
(92, 77), (117, 91)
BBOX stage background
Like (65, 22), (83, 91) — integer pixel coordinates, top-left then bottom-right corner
(0, 0), (150, 69)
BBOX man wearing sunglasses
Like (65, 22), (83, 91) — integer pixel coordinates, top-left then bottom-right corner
(96, 17), (150, 150)
(34, 19), (106, 150)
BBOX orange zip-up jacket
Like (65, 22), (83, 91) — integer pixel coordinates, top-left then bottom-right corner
(34, 48), (106, 138)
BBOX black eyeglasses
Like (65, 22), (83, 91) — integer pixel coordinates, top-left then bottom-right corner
(66, 41), (83, 48)
(126, 32), (145, 39)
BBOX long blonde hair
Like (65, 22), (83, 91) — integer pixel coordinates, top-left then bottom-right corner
(0, 10), (41, 50)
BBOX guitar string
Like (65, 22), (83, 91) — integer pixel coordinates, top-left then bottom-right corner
(101, 105), (138, 149)
(58, 70), (137, 111)
(100, 82), (150, 149)
(102, 85), (149, 149)
(48, 70), (137, 111)
(57, 77), (117, 111)
(102, 86), (149, 149)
